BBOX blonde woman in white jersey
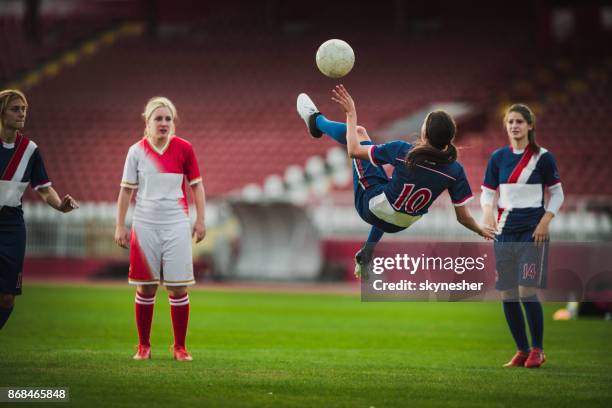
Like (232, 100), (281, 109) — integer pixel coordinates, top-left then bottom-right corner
(115, 97), (206, 361)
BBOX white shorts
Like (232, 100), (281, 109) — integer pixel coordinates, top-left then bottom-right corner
(128, 221), (195, 286)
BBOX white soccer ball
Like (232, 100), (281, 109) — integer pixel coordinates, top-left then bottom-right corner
(316, 39), (355, 79)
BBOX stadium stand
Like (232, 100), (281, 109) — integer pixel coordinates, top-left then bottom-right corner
(19, 22), (520, 202)
(0, 15), (118, 85)
(459, 56), (612, 197)
(16, 17), (610, 202)
(5, 1), (610, 281)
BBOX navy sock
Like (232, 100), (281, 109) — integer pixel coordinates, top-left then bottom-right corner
(503, 300), (530, 352)
(315, 115), (347, 145)
(0, 306), (14, 330)
(521, 295), (544, 349)
(366, 227), (384, 244)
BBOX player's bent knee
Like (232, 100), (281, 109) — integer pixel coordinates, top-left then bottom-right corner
(0, 294), (15, 308)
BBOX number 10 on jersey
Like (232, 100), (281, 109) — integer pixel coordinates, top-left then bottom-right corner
(392, 184), (432, 213)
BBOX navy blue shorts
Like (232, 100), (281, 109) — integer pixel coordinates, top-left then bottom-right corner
(0, 225), (26, 295)
(494, 228), (549, 291)
(351, 143), (406, 234)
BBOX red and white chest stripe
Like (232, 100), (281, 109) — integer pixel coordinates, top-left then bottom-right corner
(507, 147), (547, 184)
(1, 134), (37, 182)
(497, 147), (548, 229)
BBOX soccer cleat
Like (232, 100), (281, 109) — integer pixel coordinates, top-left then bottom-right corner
(354, 245), (374, 281)
(173, 346), (193, 362)
(502, 350), (529, 367)
(297, 93), (323, 138)
(133, 344), (151, 360)
(524, 347), (546, 368)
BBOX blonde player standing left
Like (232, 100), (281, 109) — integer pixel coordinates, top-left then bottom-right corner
(114, 97), (206, 361)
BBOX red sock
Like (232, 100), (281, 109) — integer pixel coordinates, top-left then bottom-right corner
(169, 294), (190, 348)
(135, 292), (155, 346)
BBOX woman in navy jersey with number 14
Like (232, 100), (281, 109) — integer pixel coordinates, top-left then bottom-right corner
(481, 104), (564, 368)
(297, 85), (496, 277)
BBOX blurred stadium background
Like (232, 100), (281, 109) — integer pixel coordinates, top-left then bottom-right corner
(2, 0), (612, 283)
(3, 2), (612, 407)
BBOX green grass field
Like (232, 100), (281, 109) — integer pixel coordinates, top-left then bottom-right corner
(1, 283), (611, 407)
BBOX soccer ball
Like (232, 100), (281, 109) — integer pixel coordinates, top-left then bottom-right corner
(316, 39), (355, 79)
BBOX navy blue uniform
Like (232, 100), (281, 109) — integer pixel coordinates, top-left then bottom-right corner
(0, 133), (50, 295)
(482, 146), (561, 290)
(352, 140), (473, 233)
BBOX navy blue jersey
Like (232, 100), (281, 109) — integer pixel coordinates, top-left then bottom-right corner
(482, 145), (560, 233)
(367, 141), (473, 220)
(0, 133), (50, 228)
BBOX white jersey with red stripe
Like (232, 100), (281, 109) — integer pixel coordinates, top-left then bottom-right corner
(121, 136), (202, 226)
(482, 145), (561, 234)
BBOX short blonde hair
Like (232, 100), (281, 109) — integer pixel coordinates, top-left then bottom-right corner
(0, 89), (28, 133)
(142, 96), (178, 137)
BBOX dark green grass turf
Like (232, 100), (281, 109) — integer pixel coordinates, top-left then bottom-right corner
(1, 284), (611, 407)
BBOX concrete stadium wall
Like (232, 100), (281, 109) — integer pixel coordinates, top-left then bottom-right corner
(222, 201), (322, 280)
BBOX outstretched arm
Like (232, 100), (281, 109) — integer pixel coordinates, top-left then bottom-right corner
(455, 205), (496, 240)
(36, 186), (78, 213)
(331, 85), (371, 161)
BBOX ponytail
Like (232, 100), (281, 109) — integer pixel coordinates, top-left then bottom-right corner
(405, 143), (457, 168)
(527, 128), (539, 154)
(406, 110), (457, 169)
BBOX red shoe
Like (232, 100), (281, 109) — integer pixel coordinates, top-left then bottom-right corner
(133, 344), (151, 360)
(503, 351), (529, 367)
(173, 346), (193, 361)
(524, 347), (546, 368)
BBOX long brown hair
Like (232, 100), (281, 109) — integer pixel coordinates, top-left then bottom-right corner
(406, 110), (457, 169)
(505, 103), (540, 154)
